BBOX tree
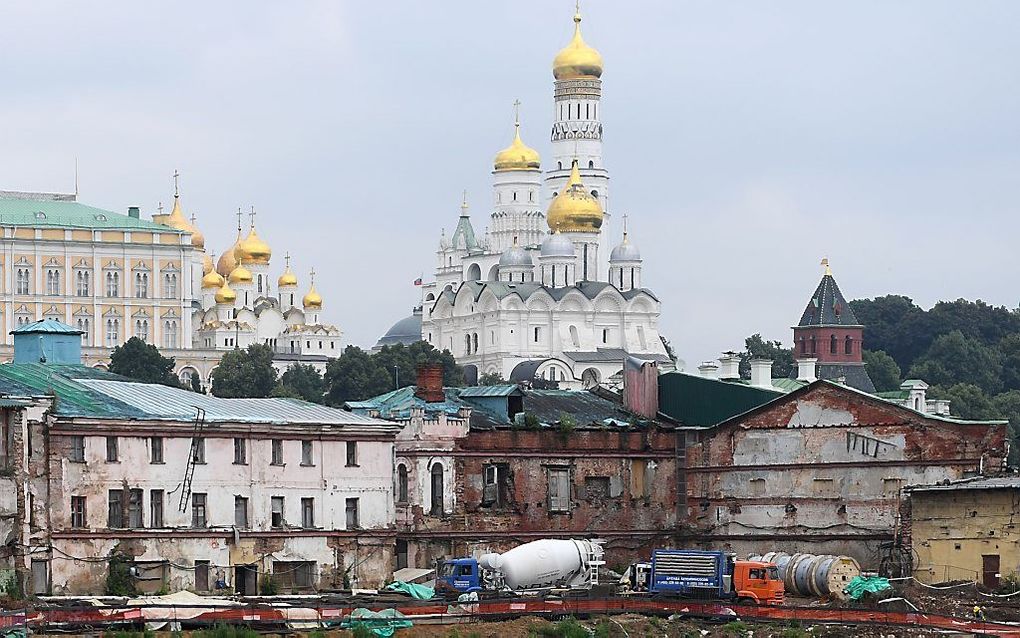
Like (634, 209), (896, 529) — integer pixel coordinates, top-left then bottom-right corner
(210, 344), (278, 398)
(909, 330), (1004, 395)
(850, 295), (932, 372)
(862, 349), (901, 392)
(738, 334), (794, 379)
(998, 334), (1020, 393)
(276, 363), (326, 403)
(478, 372), (507, 386)
(928, 383), (998, 420)
(189, 370), (202, 393)
(992, 390), (1020, 468)
(324, 346), (392, 406)
(108, 337), (180, 387)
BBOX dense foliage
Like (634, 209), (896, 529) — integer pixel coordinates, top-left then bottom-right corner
(323, 341), (462, 405)
(738, 334), (795, 379)
(275, 363), (326, 403)
(210, 344), (278, 398)
(108, 337), (181, 388)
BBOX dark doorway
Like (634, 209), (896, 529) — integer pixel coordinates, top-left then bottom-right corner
(195, 560), (210, 592)
(430, 464), (444, 516)
(234, 564), (257, 595)
(31, 559), (49, 595)
(982, 554), (1000, 589)
(396, 540), (408, 571)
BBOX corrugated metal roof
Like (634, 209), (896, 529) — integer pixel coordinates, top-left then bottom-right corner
(457, 385), (521, 398)
(907, 476), (1020, 492)
(0, 195), (179, 232)
(11, 319), (82, 335)
(76, 379), (389, 425)
(658, 372), (782, 427)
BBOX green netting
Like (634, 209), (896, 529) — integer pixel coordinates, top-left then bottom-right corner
(843, 575), (892, 600)
(383, 580), (435, 600)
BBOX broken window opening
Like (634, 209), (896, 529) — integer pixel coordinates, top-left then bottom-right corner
(547, 467), (571, 513)
(482, 463), (511, 508)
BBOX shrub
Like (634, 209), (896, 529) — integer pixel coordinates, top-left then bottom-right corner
(720, 620), (750, 637)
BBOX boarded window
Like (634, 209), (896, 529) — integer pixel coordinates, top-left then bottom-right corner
(749, 478), (766, 496)
(69, 436), (85, 462)
(133, 561), (168, 594)
(813, 478), (836, 497)
(396, 464), (408, 503)
(271, 439), (284, 465)
(482, 463), (510, 508)
(346, 498), (359, 528)
(108, 490), (123, 528)
(106, 437), (118, 462)
(150, 490), (164, 527)
(547, 467), (571, 513)
(235, 496), (249, 528)
(233, 438), (246, 464)
(346, 441), (358, 467)
(430, 464), (444, 515)
(883, 477), (904, 496)
(195, 560), (210, 592)
(271, 496), (285, 527)
(273, 561), (315, 591)
(301, 441), (313, 465)
(150, 436), (163, 463)
(630, 460), (655, 498)
(584, 476), (611, 501)
(301, 497), (314, 528)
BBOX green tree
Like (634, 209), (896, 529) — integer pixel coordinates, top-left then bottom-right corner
(850, 295), (932, 371)
(738, 334), (794, 379)
(998, 334), (1020, 393)
(862, 349), (901, 392)
(108, 337), (180, 387)
(478, 371), (507, 386)
(992, 390), (1020, 467)
(909, 331), (1004, 395)
(276, 363), (325, 403)
(324, 345), (392, 405)
(929, 383), (998, 420)
(189, 370), (202, 393)
(210, 344), (278, 398)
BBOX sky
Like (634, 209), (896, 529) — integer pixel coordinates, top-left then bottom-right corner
(1, 1), (1018, 368)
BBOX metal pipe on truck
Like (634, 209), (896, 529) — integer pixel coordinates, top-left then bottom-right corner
(748, 552), (860, 600)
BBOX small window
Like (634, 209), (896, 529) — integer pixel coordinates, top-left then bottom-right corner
(234, 495), (249, 528)
(346, 441), (358, 467)
(69, 436), (85, 463)
(150, 490), (164, 527)
(301, 440), (313, 466)
(830, 334), (838, 355)
(150, 436), (163, 464)
(105, 436), (118, 462)
(271, 439), (284, 465)
(127, 489), (143, 528)
(35, 211), (46, 219)
(548, 467), (571, 513)
(345, 497), (360, 529)
(813, 478), (836, 497)
(70, 496), (87, 528)
(233, 438), (247, 465)
(271, 496), (285, 527)
(301, 497), (315, 528)
(602, 328), (608, 344)
(107, 489), (123, 528)
(192, 493), (207, 528)
(845, 335), (853, 355)
(533, 326), (541, 342)
(397, 464), (408, 504)
(749, 478), (766, 496)
(192, 438), (206, 464)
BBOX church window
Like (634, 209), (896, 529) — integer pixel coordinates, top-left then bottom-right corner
(557, 162), (562, 171)
(513, 191), (517, 202)
(490, 331), (495, 345)
(567, 104), (571, 119)
(630, 268), (635, 290)
(290, 293), (294, 306)
(318, 341), (323, 348)
(830, 334), (838, 355)
(602, 329), (608, 344)
(845, 336), (853, 355)
(586, 103), (589, 119)
(593, 103), (597, 119)
(465, 334), (472, 355)
(533, 327), (541, 343)
(16, 268), (30, 295)
(306, 341), (311, 349)
(569, 325), (580, 348)
(589, 161), (594, 169)
(582, 244), (589, 281)
(810, 335), (816, 354)
(637, 325), (647, 350)
(591, 189), (598, 198)
(472, 333), (478, 353)
(257, 274), (263, 294)
(529, 191), (534, 202)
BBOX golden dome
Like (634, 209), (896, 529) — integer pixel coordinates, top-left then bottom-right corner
(278, 254), (298, 287)
(494, 122), (541, 171)
(552, 10), (603, 80)
(202, 268), (225, 289)
(216, 229), (243, 277)
(228, 262), (253, 284)
(165, 194), (205, 249)
(238, 224), (272, 265)
(546, 160), (603, 232)
(302, 268), (322, 309)
(202, 253), (214, 274)
(214, 281), (236, 304)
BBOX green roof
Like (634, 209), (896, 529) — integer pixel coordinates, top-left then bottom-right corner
(0, 194), (179, 233)
(11, 318), (82, 335)
(657, 372), (783, 427)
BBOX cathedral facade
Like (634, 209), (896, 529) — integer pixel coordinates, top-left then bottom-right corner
(417, 8), (671, 388)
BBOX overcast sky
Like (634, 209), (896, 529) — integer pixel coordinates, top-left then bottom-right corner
(2, 1), (1018, 367)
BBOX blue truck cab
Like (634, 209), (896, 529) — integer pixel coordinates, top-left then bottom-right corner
(437, 558), (481, 593)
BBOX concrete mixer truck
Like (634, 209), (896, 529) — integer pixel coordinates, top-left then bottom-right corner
(436, 538), (605, 596)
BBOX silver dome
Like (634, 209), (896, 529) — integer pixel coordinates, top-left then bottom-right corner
(610, 237), (641, 262)
(499, 244), (534, 267)
(540, 232), (574, 258)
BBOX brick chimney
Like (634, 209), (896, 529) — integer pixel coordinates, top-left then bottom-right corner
(414, 364), (445, 403)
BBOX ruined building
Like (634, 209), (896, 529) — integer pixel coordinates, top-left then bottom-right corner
(0, 319), (398, 596)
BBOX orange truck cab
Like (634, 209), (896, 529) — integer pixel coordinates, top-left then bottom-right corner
(733, 560), (784, 605)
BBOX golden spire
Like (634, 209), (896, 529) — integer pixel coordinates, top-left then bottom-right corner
(821, 258), (833, 276)
(302, 267), (323, 309)
(278, 252), (298, 287)
(493, 99), (541, 171)
(461, 190), (469, 215)
(163, 169), (205, 248)
(546, 159), (603, 232)
(552, 1), (603, 80)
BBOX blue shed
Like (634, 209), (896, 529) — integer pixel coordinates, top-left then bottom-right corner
(11, 319), (84, 365)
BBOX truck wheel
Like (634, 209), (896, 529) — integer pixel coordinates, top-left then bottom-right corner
(737, 597), (757, 606)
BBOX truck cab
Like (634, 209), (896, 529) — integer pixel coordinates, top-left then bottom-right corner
(733, 560), (784, 606)
(436, 558), (481, 593)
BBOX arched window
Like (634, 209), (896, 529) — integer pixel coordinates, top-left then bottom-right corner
(588, 160), (594, 169)
(397, 465), (408, 504)
(472, 333), (478, 353)
(557, 162), (562, 170)
(569, 325), (580, 348)
(830, 334), (838, 355)
(430, 463), (444, 516)
(810, 335), (816, 354)
(513, 191), (517, 202)
(845, 336), (853, 355)
(465, 334), (472, 355)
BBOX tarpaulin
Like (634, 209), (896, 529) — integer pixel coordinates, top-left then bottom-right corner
(382, 580), (435, 600)
(843, 575), (892, 600)
(339, 608), (413, 637)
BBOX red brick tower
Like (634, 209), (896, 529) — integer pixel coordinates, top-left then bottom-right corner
(792, 259), (875, 393)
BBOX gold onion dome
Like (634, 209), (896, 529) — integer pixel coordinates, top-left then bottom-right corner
(202, 253), (214, 274)
(238, 224), (272, 265)
(166, 195), (205, 249)
(552, 9), (603, 80)
(303, 270), (323, 309)
(494, 122), (541, 171)
(202, 268), (225, 290)
(546, 160), (603, 232)
(216, 229), (243, 277)
(228, 262), (253, 284)
(278, 257), (298, 287)
(214, 281), (236, 304)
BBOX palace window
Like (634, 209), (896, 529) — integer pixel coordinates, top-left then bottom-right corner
(16, 268), (30, 295)
(105, 271), (119, 297)
(135, 272), (148, 298)
(164, 273), (177, 298)
(163, 321), (177, 349)
(45, 269), (60, 295)
(830, 334), (838, 355)
(75, 271), (90, 296)
(77, 318), (90, 344)
(845, 335), (853, 355)
(134, 319), (149, 342)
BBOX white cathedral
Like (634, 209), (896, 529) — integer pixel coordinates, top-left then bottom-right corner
(389, 7), (673, 388)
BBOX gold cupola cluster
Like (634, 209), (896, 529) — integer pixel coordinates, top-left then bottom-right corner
(546, 160), (603, 232)
(494, 120), (541, 171)
(216, 211), (273, 276)
(552, 8), (603, 80)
